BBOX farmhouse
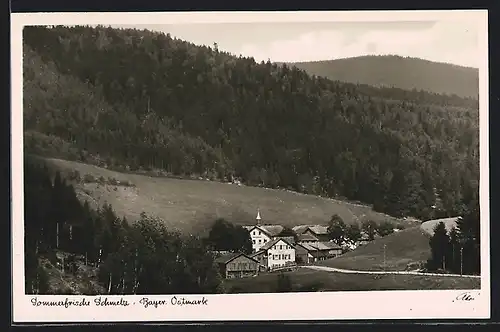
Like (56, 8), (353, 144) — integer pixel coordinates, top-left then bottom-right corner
(252, 238), (296, 270)
(292, 225), (330, 242)
(243, 210), (285, 252)
(295, 241), (342, 263)
(297, 233), (318, 244)
(214, 252), (260, 279)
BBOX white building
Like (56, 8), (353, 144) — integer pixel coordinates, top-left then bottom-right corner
(243, 210), (284, 253)
(254, 238), (296, 270)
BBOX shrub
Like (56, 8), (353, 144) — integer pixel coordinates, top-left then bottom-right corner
(83, 173), (95, 183)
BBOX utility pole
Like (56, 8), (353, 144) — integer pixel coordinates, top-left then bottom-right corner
(383, 244), (386, 271)
(56, 223), (59, 249)
(460, 246), (464, 275)
(108, 273), (112, 294)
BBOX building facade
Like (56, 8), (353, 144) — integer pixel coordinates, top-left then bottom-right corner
(299, 242), (343, 262)
(243, 210), (285, 252)
(259, 238), (296, 270)
(294, 243), (315, 265)
(215, 253), (260, 279)
(293, 225), (330, 242)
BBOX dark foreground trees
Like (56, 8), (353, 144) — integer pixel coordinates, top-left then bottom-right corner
(24, 156), (224, 294)
(206, 218), (252, 254)
(426, 206), (480, 275)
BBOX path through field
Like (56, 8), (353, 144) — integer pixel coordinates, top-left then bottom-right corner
(302, 265), (481, 279)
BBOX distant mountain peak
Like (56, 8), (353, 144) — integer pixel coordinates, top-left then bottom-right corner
(289, 55), (479, 98)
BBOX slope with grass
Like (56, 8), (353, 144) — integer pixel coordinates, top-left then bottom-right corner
(318, 226), (431, 271)
(420, 217), (459, 236)
(40, 157), (413, 235)
(224, 268), (480, 293)
(289, 55), (479, 98)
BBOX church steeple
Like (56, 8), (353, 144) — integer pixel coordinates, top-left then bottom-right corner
(256, 209), (262, 225)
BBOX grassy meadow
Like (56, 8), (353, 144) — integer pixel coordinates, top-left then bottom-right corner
(318, 226), (431, 271)
(39, 157), (414, 235)
(224, 268), (480, 293)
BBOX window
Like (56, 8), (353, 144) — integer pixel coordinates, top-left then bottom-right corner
(258, 239), (261, 244)
(252, 240), (256, 244)
(258, 231), (261, 235)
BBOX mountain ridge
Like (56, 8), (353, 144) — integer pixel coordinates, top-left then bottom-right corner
(287, 55), (479, 98)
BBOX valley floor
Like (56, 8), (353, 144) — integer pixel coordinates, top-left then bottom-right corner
(223, 267), (480, 293)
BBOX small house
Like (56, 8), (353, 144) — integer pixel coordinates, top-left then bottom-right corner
(214, 253), (260, 279)
(297, 242), (343, 262)
(292, 225), (330, 242)
(297, 233), (319, 244)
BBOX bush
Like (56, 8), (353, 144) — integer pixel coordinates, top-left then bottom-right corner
(83, 173), (95, 183)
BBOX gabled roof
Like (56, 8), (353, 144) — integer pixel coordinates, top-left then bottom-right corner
(312, 241), (342, 250)
(298, 233), (319, 241)
(250, 250), (266, 258)
(293, 242), (312, 251)
(259, 237), (295, 252)
(306, 225), (329, 235)
(292, 225), (309, 234)
(298, 241), (342, 252)
(276, 236), (296, 243)
(244, 224), (285, 237)
(214, 252), (258, 265)
(292, 225), (329, 235)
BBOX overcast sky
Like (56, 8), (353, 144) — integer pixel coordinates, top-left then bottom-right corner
(111, 20), (479, 68)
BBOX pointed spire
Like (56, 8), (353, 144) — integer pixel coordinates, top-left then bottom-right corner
(256, 209), (261, 224)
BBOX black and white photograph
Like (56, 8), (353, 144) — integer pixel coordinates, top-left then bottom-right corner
(11, 10), (490, 322)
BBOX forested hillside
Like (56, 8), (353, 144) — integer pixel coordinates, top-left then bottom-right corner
(289, 55), (479, 99)
(23, 25), (479, 222)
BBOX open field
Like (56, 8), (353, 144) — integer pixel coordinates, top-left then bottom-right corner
(420, 217), (459, 235)
(318, 226), (431, 271)
(38, 157), (413, 235)
(223, 267), (480, 293)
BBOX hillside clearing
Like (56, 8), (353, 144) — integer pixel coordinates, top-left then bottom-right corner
(318, 226), (431, 271)
(421, 217), (459, 235)
(37, 157), (413, 235)
(224, 268), (480, 293)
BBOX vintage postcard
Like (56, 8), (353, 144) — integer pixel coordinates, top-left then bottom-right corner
(11, 10), (490, 323)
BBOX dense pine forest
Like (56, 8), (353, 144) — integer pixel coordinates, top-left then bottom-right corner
(23, 25), (479, 222)
(22, 25), (482, 294)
